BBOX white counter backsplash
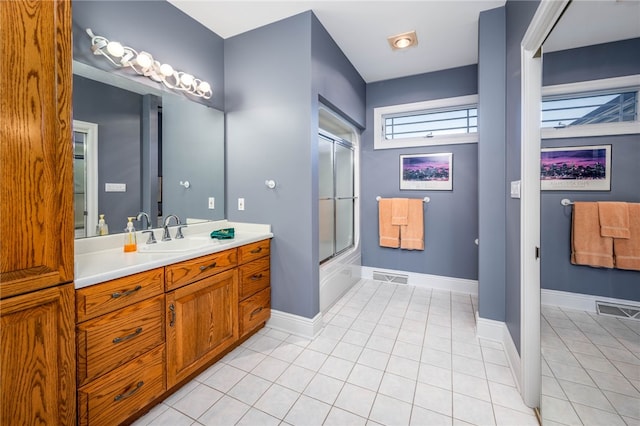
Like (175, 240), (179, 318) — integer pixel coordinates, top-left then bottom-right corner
(74, 220), (272, 289)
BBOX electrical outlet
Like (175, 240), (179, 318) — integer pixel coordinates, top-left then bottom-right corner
(208, 197), (215, 209)
(238, 198), (245, 211)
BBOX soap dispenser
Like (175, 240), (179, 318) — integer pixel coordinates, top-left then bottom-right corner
(96, 214), (109, 236)
(123, 217), (137, 252)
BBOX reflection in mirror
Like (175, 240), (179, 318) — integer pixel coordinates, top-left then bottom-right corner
(539, 2), (640, 424)
(72, 61), (225, 238)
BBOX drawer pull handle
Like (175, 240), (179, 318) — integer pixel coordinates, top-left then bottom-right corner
(169, 304), (176, 327)
(250, 273), (263, 281)
(111, 285), (142, 299)
(114, 381), (144, 402)
(112, 327), (143, 344)
(250, 247), (263, 254)
(199, 262), (217, 272)
(250, 306), (263, 319)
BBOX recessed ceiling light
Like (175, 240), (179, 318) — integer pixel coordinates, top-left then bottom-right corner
(388, 30), (418, 51)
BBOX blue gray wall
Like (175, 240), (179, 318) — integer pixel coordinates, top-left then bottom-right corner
(72, 0), (224, 110)
(541, 38), (640, 302)
(478, 7), (507, 321)
(73, 75), (144, 231)
(504, 0), (541, 354)
(225, 12), (365, 319)
(361, 66), (479, 280)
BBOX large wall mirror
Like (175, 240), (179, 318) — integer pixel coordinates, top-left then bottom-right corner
(539, 1), (640, 424)
(72, 61), (225, 238)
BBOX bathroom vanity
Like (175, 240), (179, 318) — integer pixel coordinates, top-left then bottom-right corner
(74, 221), (272, 425)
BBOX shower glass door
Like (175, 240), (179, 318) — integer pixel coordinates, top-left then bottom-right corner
(319, 132), (354, 263)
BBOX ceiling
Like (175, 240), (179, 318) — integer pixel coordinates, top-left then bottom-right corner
(168, 0), (640, 83)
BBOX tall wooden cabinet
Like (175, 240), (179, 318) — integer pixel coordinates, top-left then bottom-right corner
(0, 0), (76, 424)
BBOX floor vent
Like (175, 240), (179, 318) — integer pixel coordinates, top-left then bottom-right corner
(372, 271), (409, 284)
(596, 301), (640, 321)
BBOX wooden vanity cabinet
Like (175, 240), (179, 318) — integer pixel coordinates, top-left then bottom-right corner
(165, 253), (239, 387)
(76, 269), (166, 426)
(1, 0), (76, 424)
(238, 240), (271, 337)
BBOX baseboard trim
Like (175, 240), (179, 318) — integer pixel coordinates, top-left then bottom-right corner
(476, 313), (522, 393)
(541, 289), (639, 313)
(266, 310), (323, 340)
(360, 266), (478, 295)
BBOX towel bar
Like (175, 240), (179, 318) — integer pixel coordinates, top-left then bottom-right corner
(376, 196), (430, 203)
(561, 198), (574, 206)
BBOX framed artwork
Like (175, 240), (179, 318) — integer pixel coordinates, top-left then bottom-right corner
(400, 153), (453, 190)
(541, 145), (611, 191)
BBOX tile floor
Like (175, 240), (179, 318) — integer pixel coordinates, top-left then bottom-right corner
(541, 305), (640, 425)
(133, 279), (538, 426)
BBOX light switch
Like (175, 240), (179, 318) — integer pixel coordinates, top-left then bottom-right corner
(510, 180), (521, 199)
(208, 197), (215, 209)
(105, 183), (126, 192)
(238, 198), (245, 211)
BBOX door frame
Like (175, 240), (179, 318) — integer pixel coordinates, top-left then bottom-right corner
(73, 120), (99, 237)
(519, 0), (570, 407)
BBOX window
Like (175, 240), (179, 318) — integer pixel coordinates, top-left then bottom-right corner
(541, 75), (640, 139)
(374, 94), (478, 149)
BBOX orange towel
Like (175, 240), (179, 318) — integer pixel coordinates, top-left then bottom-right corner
(598, 202), (630, 239)
(379, 198), (400, 248)
(400, 199), (424, 250)
(391, 198), (409, 226)
(571, 202), (614, 268)
(613, 203), (640, 271)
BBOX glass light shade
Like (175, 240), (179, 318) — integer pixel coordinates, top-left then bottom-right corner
(197, 81), (211, 93)
(106, 41), (125, 57)
(136, 52), (153, 69)
(159, 63), (174, 77)
(180, 73), (194, 87)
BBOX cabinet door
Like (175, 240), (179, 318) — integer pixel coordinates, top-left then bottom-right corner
(166, 269), (238, 387)
(1, 283), (76, 425)
(0, 0), (74, 298)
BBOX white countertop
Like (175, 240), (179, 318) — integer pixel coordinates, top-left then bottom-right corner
(75, 220), (272, 289)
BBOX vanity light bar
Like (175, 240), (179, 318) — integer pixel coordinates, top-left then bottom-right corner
(86, 28), (212, 100)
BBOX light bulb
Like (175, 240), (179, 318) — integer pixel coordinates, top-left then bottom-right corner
(197, 81), (211, 93)
(180, 73), (194, 87)
(159, 63), (174, 77)
(106, 41), (125, 57)
(394, 37), (412, 49)
(136, 52), (153, 69)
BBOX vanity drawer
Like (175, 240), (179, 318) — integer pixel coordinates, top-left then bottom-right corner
(238, 239), (270, 265)
(239, 256), (270, 300)
(239, 287), (271, 337)
(76, 268), (164, 322)
(77, 294), (165, 386)
(165, 248), (237, 291)
(78, 344), (166, 426)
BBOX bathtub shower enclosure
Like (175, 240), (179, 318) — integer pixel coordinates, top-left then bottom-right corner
(318, 107), (361, 313)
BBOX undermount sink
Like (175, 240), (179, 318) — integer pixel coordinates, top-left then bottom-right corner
(137, 236), (216, 253)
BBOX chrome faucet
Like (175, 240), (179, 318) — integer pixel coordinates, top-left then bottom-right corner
(162, 214), (186, 241)
(137, 212), (157, 244)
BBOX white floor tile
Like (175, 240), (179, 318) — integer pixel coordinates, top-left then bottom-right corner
(452, 393), (495, 426)
(270, 341), (305, 363)
(284, 395), (331, 426)
(332, 341), (364, 362)
(603, 390), (640, 419)
(369, 393), (412, 426)
(347, 364), (384, 391)
(385, 355), (419, 380)
(302, 373), (345, 405)
(573, 403), (627, 426)
(251, 355), (291, 382)
(492, 405), (538, 426)
(236, 407), (280, 426)
(144, 407), (194, 426)
(484, 362), (516, 387)
(559, 379), (615, 413)
(203, 364), (247, 393)
(417, 362), (452, 390)
(378, 372), (416, 403)
(253, 383), (300, 419)
(541, 395), (582, 425)
(452, 371), (491, 402)
(275, 364), (316, 392)
(409, 406), (452, 426)
(171, 383), (223, 419)
(323, 407), (367, 426)
(227, 373), (272, 406)
(198, 395), (250, 426)
(488, 381), (534, 414)
(334, 382), (377, 418)
(414, 382), (452, 416)
(293, 348), (329, 371)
